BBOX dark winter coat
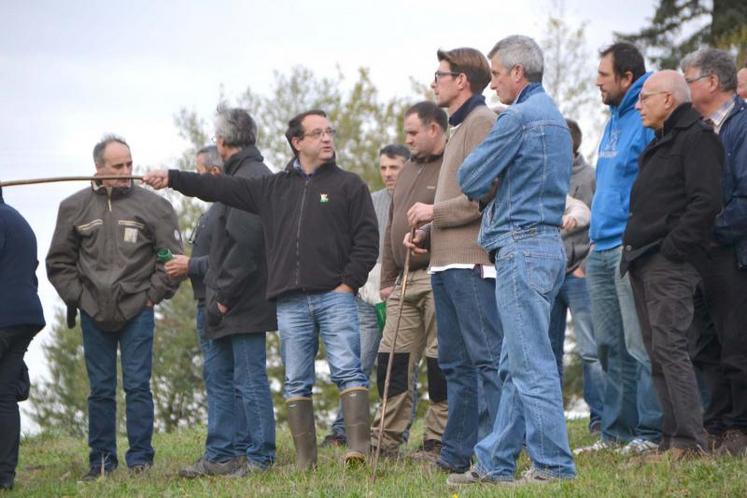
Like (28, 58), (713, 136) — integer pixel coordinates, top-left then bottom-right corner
(0, 188), (45, 331)
(621, 103), (723, 275)
(202, 146), (277, 338)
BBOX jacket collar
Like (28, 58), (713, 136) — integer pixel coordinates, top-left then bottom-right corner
(285, 157), (337, 177)
(612, 72), (651, 117)
(91, 180), (132, 199)
(223, 145), (264, 176)
(0, 186), (3, 204)
(448, 94), (486, 127)
(515, 82), (543, 105)
(723, 94), (746, 126)
(659, 103), (698, 137)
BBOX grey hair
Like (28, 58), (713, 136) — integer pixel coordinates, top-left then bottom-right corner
(93, 134), (129, 166)
(669, 75), (692, 105)
(487, 35), (544, 83)
(681, 48), (737, 92)
(196, 145), (222, 170)
(214, 107), (257, 148)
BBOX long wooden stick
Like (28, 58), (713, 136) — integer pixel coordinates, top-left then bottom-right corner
(0, 175), (144, 187)
(371, 228), (416, 483)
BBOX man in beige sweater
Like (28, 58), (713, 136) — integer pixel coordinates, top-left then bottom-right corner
(406, 47), (503, 473)
(371, 101), (448, 460)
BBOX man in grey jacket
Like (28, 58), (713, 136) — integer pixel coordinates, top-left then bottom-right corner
(47, 135), (182, 479)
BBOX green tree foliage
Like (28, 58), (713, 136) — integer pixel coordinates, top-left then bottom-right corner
(540, 2), (606, 162)
(619, 0), (747, 69)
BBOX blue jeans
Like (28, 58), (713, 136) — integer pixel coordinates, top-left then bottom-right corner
(432, 268), (502, 472)
(81, 308), (155, 470)
(196, 305), (276, 467)
(474, 231), (576, 480)
(586, 246), (661, 443)
(548, 273), (605, 429)
(330, 297), (382, 436)
(277, 291), (368, 398)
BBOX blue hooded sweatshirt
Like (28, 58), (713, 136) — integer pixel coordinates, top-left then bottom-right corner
(590, 72), (654, 251)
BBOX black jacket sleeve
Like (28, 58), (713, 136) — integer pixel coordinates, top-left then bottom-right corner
(169, 170), (264, 215)
(661, 131), (724, 261)
(187, 255), (209, 279)
(341, 180), (379, 289)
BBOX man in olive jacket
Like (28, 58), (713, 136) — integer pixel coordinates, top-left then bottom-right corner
(47, 135), (182, 479)
(623, 71), (723, 457)
(143, 109), (378, 470)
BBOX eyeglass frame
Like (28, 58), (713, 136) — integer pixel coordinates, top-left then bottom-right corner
(684, 74), (711, 85)
(301, 127), (337, 140)
(433, 70), (461, 83)
(638, 90), (671, 104)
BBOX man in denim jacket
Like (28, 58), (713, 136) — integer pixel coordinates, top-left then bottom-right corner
(447, 35), (575, 487)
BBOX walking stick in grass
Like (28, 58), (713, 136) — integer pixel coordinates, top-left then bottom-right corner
(371, 227), (417, 483)
(0, 176), (144, 187)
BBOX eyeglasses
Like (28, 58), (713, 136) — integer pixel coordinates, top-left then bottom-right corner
(434, 71), (460, 83)
(684, 74), (710, 85)
(302, 127), (336, 140)
(638, 91), (671, 104)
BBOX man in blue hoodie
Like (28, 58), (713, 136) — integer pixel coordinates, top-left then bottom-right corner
(576, 42), (662, 455)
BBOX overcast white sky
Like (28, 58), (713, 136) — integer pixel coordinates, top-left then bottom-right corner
(0, 0), (658, 432)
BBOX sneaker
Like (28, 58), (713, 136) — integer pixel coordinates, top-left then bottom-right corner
(574, 439), (616, 455)
(618, 438), (659, 456)
(227, 460), (270, 478)
(178, 456), (245, 478)
(320, 433), (347, 448)
(409, 439), (442, 463)
(81, 467), (115, 481)
(446, 469), (514, 487)
(516, 466), (567, 484)
(717, 429), (747, 457)
(129, 463), (152, 476)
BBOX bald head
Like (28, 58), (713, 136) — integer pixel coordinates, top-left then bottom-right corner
(648, 70), (691, 105)
(636, 70), (691, 130)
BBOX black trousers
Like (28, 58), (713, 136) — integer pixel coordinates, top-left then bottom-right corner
(0, 326), (36, 483)
(629, 253), (705, 450)
(692, 245), (747, 434)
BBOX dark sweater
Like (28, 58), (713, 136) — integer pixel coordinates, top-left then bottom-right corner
(169, 158), (378, 300)
(622, 104), (723, 273)
(0, 189), (45, 331)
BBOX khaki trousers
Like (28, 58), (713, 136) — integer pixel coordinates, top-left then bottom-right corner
(371, 268), (448, 450)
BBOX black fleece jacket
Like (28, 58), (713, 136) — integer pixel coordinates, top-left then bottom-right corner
(168, 158), (378, 300)
(622, 103), (723, 273)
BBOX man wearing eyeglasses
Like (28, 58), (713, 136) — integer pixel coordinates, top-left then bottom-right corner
(405, 47), (502, 474)
(142, 109), (379, 470)
(622, 70), (723, 459)
(681, 48), (747, 456)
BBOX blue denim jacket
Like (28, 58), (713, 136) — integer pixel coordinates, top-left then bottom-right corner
(458, 83), (571, 252)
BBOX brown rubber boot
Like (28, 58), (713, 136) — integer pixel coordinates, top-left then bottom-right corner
(341, 387), (370, 465)
(286, 397), (317, 470)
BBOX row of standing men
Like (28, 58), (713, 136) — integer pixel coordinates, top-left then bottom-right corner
(1, 33), (746, 490)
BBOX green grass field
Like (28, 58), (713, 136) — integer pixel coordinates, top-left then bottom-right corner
(11, 420), (747, 497)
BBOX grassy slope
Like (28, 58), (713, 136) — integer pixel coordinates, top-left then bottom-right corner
(12, 420), (747, 497)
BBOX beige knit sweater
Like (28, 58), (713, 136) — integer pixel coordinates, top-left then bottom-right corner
(430, 105), (496, 267)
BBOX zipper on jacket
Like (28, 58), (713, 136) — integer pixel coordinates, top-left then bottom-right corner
(107, 189), (112, 212)
(295, 177), (310, 287)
